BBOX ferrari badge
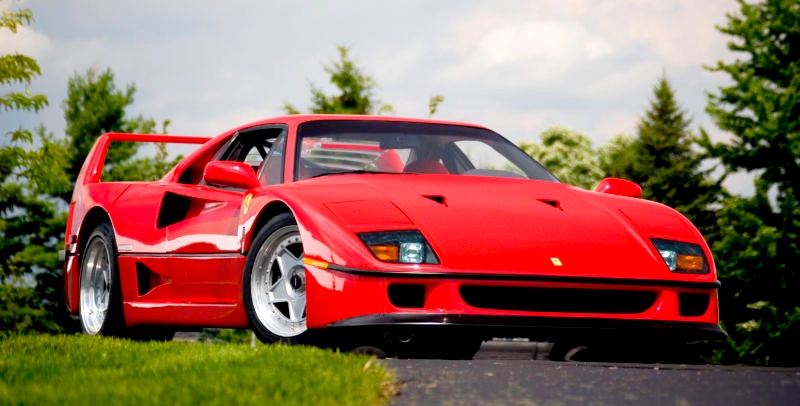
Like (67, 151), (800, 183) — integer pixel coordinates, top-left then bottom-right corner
(243, 193), (253, 215)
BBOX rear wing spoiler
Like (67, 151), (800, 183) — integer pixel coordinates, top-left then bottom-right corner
(79, 132), (211, 184)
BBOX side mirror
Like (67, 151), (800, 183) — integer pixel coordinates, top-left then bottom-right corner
(203, 161), (260, 190)
(595, 177), (642, 199)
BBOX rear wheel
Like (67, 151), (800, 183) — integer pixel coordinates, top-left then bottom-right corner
(79, 222), (175, 341)
(79, 223), (126, 336)
(244, 213), (310, 343)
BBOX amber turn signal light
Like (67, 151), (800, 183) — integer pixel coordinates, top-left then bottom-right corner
(677, 254), (705, 272)
(369, 245), (400, 261)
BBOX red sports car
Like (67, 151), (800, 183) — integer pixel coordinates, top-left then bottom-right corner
(60, 115), (725, 359)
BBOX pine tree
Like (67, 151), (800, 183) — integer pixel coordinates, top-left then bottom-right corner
(703, 0), (800, 366)
(600, 74), (723, 238)
(1, 7), (72, 337)
(284, 46), (393, 115)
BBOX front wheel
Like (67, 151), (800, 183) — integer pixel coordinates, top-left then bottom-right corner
(243, 213), (310, 344)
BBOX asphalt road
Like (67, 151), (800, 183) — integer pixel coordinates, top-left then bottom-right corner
(386, 341), (800, 406)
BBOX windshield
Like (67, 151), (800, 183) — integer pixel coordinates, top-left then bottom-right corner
(295, 120), (559, 182)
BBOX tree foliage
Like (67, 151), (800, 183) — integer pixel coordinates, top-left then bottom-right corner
(703, 0), (800, 366)
(1, 8), (47, 132)
(2, 7), (175, 337)
(597, 133), (636, 179)
(520, 126), (603, 189)
(428, 94), (445, 117)
(284, 46), (394, 115)
(0, 7), (70, 337)
(0, 126), (71, 337)
(62, 67), (176, 187)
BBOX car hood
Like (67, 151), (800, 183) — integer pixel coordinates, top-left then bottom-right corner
(299, 174), (711, 281)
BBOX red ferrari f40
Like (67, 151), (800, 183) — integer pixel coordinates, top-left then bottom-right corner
(60, 115), (725, 359)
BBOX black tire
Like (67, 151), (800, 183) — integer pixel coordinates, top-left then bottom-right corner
(549, 339), (671, 363)
(549, 341), (591, 362)
(336, 331), (397, 358)
(243, 213), (312, 344)
(78, 222), (127, 336)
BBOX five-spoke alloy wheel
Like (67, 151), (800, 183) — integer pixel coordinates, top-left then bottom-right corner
(79, 222), (125, 336)
(244, 213), (309, 343)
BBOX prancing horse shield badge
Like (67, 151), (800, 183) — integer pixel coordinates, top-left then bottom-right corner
(243, 193), (253, 215)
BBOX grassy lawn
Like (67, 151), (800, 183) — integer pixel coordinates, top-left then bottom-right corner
(0, 334), (396, 406)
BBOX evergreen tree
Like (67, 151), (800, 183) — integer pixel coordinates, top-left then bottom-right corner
(600, 74), (723, 238)
(61, 68), (174, 191)
(3, 57), (175, 336)
(703, 0), (800, 366)
(284, 46), (393, 115)
(1, 7), (72, 337)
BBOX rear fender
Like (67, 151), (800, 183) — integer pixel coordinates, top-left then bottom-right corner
(62, 133), (211, 314)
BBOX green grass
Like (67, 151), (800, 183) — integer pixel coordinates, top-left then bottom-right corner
(0, 334), (396, 406)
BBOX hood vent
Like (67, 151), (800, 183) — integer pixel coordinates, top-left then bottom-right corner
(423, 195), (447, 206)
(538, 199), (562, 210)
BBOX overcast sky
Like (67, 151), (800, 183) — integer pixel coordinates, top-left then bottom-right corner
(3, 0), (751, 192)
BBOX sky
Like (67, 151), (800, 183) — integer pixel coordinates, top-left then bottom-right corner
(2, 0), (752, 193)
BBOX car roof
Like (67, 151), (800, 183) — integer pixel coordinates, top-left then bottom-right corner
(227, 114), (492, 134)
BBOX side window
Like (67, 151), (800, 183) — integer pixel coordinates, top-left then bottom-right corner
(201, 125), (287, 188)
(258, 133), (286, 185)
(243, 145), (265, 168)
(217, 126), (286, 160)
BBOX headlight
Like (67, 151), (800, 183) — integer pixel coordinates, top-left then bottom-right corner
(358, 230), (439, 264)
(650, 238), (709, 274)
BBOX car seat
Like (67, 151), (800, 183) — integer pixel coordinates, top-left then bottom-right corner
(403, 159), (449, 174)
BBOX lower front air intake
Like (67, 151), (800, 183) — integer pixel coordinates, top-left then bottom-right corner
(460, 286), (657, 314)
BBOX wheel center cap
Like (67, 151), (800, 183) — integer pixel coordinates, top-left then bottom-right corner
(290, 274), (302, 290)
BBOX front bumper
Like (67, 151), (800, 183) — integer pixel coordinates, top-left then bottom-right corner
(305, 263), (725, 341)
(328, 313), (727, 341)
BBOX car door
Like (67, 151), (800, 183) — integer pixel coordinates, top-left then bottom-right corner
(160, 125), (287, 302)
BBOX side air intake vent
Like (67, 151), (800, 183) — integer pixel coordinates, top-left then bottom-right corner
(157, 192), (192, 228)
(136, 263), (169, 296)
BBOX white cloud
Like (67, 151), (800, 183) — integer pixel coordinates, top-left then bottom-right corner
(2, 0), (743, 165)
(0, 23), (52, 58)
(437, 18), (616, 88)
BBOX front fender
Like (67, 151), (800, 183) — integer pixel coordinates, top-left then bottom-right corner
(242, 190), (377, 270)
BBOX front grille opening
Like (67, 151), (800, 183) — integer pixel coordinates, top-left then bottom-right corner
(460, 286), (657, 314)
(388, 284), (426, 308)
(679, 293), (710, 317)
